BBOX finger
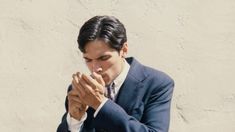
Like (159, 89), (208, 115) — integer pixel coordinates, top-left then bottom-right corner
(71, 82), (81, 98)
(91, 72), (105, 86)
(75, 104), (87, 113)
(72, 79), (85, 97)
(68, 86), (79, 96)
(68, 93), (81, 103)
(81, 74), (98, 89)
(69, 102), (80, 110)
(72, 73), (79, 83)
(79, 76), (94, 93)
(72, 78), (79, 91)
(68, 99), (87, 113)
(72, 72), (82, 83)
(76, 72), (82, 79)
(68, 103), (80, 114)
(68, 94), (81, 102)
(82, 74), (95, 85)
(80, 104), (88, 111)
(90, 72), (105, 94)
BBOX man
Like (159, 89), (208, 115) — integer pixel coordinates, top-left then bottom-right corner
(57, 15), (174, 132)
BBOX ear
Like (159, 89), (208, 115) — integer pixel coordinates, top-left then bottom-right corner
(120, 42), (128, 58)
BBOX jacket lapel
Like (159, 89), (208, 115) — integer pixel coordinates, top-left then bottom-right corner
(115, 57), (146, 114)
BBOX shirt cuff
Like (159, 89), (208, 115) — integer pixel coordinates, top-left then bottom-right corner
(94, 98), (108, 117)
(66, 112), (87, 132)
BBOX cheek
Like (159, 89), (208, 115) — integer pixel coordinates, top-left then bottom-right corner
(100, 61), (113, 72)
(102, 59), (121, 77)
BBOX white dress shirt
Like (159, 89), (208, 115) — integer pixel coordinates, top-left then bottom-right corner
(67, 59), (130, 132)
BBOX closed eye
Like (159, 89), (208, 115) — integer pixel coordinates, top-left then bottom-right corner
(84, 57), (92, 62)
(98, 55), (111, 61)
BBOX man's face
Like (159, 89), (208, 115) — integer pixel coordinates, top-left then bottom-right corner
(83, 40), (127, 85)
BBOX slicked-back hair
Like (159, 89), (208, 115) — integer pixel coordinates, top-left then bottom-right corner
(77, 16), (127, 53)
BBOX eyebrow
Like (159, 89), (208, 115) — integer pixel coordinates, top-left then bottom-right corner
(83, 56), (91, 60)
(83, 54), (110, 60)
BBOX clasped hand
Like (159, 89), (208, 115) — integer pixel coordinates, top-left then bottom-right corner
(67, 72), (106, 120)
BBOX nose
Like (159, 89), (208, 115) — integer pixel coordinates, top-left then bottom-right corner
(92, 62), (102, 73)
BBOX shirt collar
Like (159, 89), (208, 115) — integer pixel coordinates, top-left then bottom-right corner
(113, 59), (130, 91)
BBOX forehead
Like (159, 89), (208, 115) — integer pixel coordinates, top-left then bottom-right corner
(83, 40), (116, 57)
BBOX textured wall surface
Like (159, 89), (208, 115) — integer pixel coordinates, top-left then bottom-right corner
(0, 0), (235, 131)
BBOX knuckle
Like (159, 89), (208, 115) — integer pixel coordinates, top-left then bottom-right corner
(79, 93), (85, 98)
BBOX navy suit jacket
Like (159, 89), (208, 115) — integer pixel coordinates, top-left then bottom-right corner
(57, 57), (174, 132)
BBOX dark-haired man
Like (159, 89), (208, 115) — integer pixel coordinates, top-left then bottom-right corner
(57, 16), (174, 132)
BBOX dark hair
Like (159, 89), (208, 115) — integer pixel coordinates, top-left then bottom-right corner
(77, 15), (127, 53)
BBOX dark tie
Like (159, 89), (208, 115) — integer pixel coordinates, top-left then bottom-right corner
(106, 82), (115, 100)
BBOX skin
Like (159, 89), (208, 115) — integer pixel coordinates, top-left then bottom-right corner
(67, 40), (128, 120)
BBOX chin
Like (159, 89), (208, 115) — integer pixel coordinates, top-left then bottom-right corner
(104, 79), (110, 85)
(102, 76), (108, 84)
(103, 76), (111, 85)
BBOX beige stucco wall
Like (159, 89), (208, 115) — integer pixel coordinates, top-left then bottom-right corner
(1, 0), (235, 131)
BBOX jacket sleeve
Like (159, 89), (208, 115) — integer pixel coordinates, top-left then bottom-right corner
(57, 86), (72, 132)
(57, 112), (70, 132)
(92, 77), (174, 132)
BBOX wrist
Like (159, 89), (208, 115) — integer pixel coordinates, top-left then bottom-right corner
(93, 98), (108, 117)
(70, 113), (84, 121)
(92, 96), (106, 110)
